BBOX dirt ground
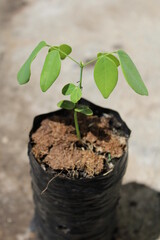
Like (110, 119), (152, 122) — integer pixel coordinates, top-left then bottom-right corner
(0, 0), (160, 239)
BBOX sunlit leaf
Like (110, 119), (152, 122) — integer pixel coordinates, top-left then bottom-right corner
(57, 100), (75, 110)
(94, 56), (118, 98)
(59, 44), (72, 60)
(106, 54), (120, 67)
(17, 41), (47, 85)
(97, 53), (120, 66)
(62, 83), (76, 95)
(117, 50), (148, 95)
(70, 87), (82, 103)
(97, 52), (103, 58)
(48, 46), (59, 52)
(75, 105), (93, 116)
(40, 50), (61, 92)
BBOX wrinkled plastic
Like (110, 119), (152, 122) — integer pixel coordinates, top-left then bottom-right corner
(28, 99), (131, 240)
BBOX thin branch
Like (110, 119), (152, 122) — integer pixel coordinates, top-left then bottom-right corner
(50, 46), (80, 66)
(41, 171), (63, 195)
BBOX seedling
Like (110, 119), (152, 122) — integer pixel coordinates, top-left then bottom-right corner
(17, 41), (148, 140)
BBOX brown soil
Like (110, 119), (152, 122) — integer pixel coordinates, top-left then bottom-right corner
(31, 112), (127, 178)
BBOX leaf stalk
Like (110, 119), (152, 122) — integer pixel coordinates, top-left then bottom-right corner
(74, 110), (81, 140)
(79, 62), (84, 89)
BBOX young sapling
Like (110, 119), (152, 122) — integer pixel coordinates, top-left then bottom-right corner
(17, 41), (148, 140)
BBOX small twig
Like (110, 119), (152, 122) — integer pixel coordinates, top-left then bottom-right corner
(103, 168), (113, 176)
(41, 171), (63, 195)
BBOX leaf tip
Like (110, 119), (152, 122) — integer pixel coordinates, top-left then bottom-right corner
(40, 83), (47, 92)
(143, 88), (149, 96)
(57, 101), (61, 108)
(17, 69), (30, 85)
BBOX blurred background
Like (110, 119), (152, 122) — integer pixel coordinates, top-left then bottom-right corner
(0, 0), (160, 239)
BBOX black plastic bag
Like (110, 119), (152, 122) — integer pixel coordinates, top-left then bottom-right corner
(28, 99), (131, 240)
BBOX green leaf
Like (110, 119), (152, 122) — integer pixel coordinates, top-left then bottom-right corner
(48, 46), (59, 52)
(117, 50), (148, 95)
(17, 41), (47, 85)
(97, 52), (103, 58)
(94, 56), (118, 98)
(62, 83), (76, 95)
(40, 50), (61, 92)
(107, 54), (120, 67)
(59, 44), (72, 60)
(70, 87), (82, 103)
(97, 53), (120, 67)
(75, 105), (93, 116)
(57, 100), (75, 110)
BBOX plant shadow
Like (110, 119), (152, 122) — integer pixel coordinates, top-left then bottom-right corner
(113, 182), (160, 240)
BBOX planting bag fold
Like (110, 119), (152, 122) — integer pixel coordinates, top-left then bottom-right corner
(28, 99), (131, 240)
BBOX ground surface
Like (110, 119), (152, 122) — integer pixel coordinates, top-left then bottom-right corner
(0, 0), (160, 239)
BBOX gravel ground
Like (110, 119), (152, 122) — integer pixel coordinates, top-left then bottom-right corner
(0, 0), (160, 239)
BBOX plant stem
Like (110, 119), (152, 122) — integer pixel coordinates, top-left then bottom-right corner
(84, 57), (98, 67)
(74, 62), (84, 140)
(49, 45), (80, 66)
(67, 55), (80, 66)
(79, 62), (84, 89)
(84, 52), (116, 67)
(74, 110), (81, 140)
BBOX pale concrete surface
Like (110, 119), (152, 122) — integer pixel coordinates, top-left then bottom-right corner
(0, 0), (160, 239)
